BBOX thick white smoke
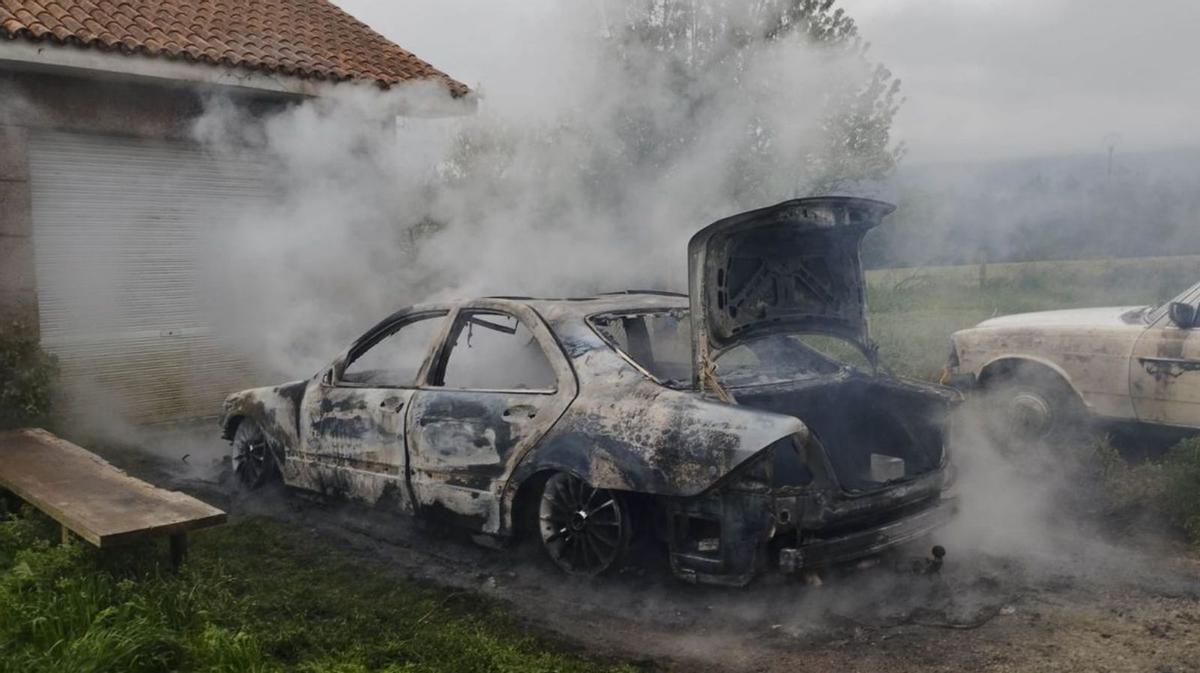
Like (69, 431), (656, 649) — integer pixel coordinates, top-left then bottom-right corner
(191, 2), (894, 378)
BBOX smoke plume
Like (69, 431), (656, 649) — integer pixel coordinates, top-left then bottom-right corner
(192, 0), (896, 378)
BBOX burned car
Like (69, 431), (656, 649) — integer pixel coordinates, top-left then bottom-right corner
(220, 197), (958, 585)
(945, 280), (1200, 441)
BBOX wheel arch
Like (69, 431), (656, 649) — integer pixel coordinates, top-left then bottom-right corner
(217, 381), (307, 449)
(220, 413), (246, 441)
(977, 356), (1087, 407)
(507, 468), (558, 540)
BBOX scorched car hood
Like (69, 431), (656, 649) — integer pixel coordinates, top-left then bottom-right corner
(687, 196), (895, 382)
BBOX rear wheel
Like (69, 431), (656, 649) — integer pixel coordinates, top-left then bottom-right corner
(536, 472), (631, 576)
(231, 418), (278, 489)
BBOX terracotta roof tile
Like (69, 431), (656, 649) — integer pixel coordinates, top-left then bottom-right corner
(0, 0), (467, 95)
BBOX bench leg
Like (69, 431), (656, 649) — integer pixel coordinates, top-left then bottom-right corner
(61, 524), (71, 545)
(169, 533), (188, 569)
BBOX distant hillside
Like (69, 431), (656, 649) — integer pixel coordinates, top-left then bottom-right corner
(860, 148), (1200, 268)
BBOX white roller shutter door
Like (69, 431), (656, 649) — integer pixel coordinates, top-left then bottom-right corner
(29, 131), (272, 425)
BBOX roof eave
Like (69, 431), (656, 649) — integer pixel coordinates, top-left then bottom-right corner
(0, 39), (475, 116)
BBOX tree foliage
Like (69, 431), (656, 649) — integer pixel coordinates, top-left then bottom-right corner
(440, 1), (903, 220)
(606, 0), (903, 197)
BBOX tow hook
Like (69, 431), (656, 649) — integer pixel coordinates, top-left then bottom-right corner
(910, 545), (946, 575)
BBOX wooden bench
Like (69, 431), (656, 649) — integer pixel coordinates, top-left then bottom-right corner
(0, 428), (226, 567)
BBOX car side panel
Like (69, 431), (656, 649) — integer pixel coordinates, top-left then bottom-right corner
(500, 318), (807, 536)
(285, 305), (455, 508)
(408, 389), (571, 532)
(407, 301), (579, 535)
(290, 382), (416, 511)
(954, 326), (1143, 419)
(1130, 318), (1200, 428)
(512, 384), (806, 496)
(219, 380), (305, 450)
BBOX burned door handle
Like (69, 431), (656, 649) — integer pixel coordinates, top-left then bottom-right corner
(379, 398), (405, 413)
(1137, 357), (1200, 378)
(502, 404), (538, 421)
(1138, 357), (1200, 366)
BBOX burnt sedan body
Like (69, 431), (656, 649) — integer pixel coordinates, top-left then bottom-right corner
(220, 197), (959, 585)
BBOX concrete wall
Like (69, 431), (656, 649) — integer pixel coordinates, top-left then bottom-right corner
(0, 124), (34, 329)
(0, 67), (295, 337)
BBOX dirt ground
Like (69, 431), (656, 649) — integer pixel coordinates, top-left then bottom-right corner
(109, 429), (1200, 673)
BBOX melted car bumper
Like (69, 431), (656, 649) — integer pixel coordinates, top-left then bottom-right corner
(666, 470), (956, 586)
(777, 494), (957, 572)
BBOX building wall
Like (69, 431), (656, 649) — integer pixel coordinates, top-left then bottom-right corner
(0, 123), (34, 329)
(0, 67), (294, 337)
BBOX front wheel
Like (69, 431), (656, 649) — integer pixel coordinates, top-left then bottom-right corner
(231, 418), (279, 489)
(536, 472), (631, 576)
(983, 367), (1087, 447)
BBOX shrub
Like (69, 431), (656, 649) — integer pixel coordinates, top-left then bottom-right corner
(0, 322), (57, 430)
(1095, 435), (1200, 545)
(1159, 437), (1200, 544)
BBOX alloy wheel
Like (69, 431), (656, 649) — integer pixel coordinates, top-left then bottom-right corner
(232, 420), (274, 488)
(538, 472), (629, 575)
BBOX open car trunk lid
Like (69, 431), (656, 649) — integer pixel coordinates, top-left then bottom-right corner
(687, 197), (895, 389)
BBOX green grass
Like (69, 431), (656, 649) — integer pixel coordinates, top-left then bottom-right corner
(0, 502), (640, 673)
(865, 254), (1199, 379)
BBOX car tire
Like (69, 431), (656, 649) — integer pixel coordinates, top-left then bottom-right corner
(982, 366), (1087, 447)
(230, 418), (280, 489)
(534, 472), (632, 576)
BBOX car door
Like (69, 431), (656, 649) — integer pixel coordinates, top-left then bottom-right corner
(407, 301), (576, 534)
(1130, 284), (1200, 428)
(297, 308), (449, 510)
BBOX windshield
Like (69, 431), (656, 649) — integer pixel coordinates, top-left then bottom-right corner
(589, 309), (869, 389)
(1146, 280), (1200, 324)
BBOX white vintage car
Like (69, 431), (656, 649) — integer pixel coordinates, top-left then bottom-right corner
(945, 280), (1200, 440)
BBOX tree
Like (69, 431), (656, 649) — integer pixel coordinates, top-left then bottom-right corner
(606, 0), (904, 199)
(416, 1), (904, 296)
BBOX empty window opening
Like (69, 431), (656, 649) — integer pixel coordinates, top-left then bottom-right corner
(436, 311), (556, 391)
(340, 312), (447, 387)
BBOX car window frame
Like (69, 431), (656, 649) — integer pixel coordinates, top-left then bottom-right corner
(426, 306), (562, 395)
(1147, 281), (1200, 326)
(587, 308), (691, 389)
(332, 309), (451, 389)
(712, 333), (856, 387)
(587, 307), (871, 390)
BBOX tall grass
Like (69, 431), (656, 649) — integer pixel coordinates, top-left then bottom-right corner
(865, 256), (1198, 379)
(0, 502), (638, 673)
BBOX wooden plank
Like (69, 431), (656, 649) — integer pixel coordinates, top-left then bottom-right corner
(0, 428), (225, 547)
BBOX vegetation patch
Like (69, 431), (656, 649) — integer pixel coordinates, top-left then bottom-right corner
(0, 503), (640, 673)
(0, 322), (58, 431)
(1096, 437), (1200, 545)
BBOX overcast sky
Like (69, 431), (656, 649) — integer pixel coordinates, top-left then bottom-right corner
(335, 0), (1200, 165)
